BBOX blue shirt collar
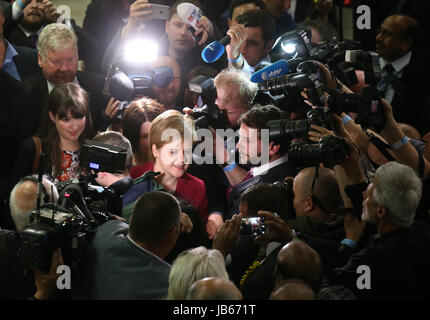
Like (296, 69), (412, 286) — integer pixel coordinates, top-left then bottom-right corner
(4, 40), (19, 65)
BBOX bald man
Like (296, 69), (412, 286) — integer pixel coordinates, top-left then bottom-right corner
(9, 176), (58, 231)
(375, 14), (430, 135)
(292, 166), (342, 222)
(186, 277), (243, 300)
(275, 241), (323, 290)
(270, 278), (316, 300)
(149, 55), (182, 111)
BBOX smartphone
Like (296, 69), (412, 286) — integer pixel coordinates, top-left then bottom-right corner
(148, 4), (170, 20)
(239, 217), (267, 237)
(131, 2), (170, 20)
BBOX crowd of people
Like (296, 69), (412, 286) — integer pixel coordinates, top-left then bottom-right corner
(1, 0), (430, 301)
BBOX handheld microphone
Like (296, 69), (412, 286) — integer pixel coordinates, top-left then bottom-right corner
(201, 22), (248, 63)
(250, 59), (290, 83)
(177, 2), (202, 30)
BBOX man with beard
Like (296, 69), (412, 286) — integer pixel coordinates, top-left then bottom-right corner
(6, 0), (59, 49)
(225, 104), (299, 219)
(4, 0), (100, 72)
(103, 0), (226, 78)
(376, 14), (430, 135)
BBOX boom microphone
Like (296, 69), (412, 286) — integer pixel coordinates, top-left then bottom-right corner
(250, 59), (290, 83)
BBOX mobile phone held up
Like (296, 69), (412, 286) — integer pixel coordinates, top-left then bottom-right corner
(239, 217), (267, 238)
(131, 2), (170, 20)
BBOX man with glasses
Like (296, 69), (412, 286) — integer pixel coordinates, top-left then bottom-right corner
(376, 14), (430, 136)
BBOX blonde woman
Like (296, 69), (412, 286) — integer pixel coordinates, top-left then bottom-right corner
(122, 110), (208, 227)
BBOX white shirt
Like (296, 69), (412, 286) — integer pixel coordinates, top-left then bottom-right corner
(19, 25), (43, 38)
(287, 0), (298, 19)
(239, 54), (271, 76)
(379, 51), (412, 104)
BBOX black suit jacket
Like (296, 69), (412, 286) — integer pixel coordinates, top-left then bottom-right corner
(7, 25), (35, 49)
(226, 160), (299, 219)
(13, 44), (40, 80)
(389, 51), (430, 135)
(23, 70), (108, 132)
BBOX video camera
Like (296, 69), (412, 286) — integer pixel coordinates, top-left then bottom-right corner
(17, 141), (132, 273)
(16, 154), (91, 273)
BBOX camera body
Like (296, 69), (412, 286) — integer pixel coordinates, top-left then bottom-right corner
(327, 86), (385, 131)
(18, 208), (89, 273)
(17, 140), (131, 272)
(288, 135), (350, 168)
(268, 107), (335, 143)
(188, 76), (229, 130)
(258, 60), (326, 113)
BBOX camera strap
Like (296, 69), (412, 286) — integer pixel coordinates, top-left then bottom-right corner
(368, 134), (396, 162)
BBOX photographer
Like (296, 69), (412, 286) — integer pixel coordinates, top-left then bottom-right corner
(89, 130), (135, 209)
(103, 0), (225, 79)
(308, 112), (430, 298)
(0, 175), (63, 300)
(328, 160), (430, 299)
(214, 68), (257, 130)
(226, 104), (299, 219)
(213, 183), (290, 300)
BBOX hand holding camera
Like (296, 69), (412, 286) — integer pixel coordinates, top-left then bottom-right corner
(255, 211), (295, 245)
(212, 214), (242, 257)
(32, 248), (64, 300)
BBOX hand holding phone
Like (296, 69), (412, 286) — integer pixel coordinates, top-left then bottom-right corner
(239, 217), (267, 238)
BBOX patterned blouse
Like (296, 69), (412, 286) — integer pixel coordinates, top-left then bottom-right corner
(54, 150), (82, 182)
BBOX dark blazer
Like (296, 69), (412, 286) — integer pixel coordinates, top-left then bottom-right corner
(7, 24), (35, 49)
(389, 51), (430, 135)
(72, 220), (171, 300)
(0, 70), (33, 229)
(226, 160), (299, 219)
(240, 244), (283, 300)
(13, 44), (40, 80)
(23, 70), (108, 132)
(5, 14), (101, 72)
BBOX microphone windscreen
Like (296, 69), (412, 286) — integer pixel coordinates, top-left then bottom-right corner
(250, 59), (290, 83)
(201, 40), (225, 63)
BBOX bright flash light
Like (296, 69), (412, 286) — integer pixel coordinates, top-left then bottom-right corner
(281, 42), (297, 54)
(124, 40), (158, 64)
